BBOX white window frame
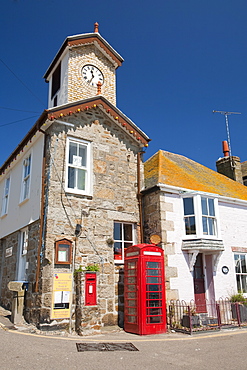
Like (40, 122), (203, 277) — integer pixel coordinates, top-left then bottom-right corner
(234, 253), (247, 294)
(65, 137), (92, 195)
(17, 228), (28, 281)
(20, 154), (32, 202)
(1, 176), (10, 216)
(113, 222), (136, 264)
(182, 194), (219, 239)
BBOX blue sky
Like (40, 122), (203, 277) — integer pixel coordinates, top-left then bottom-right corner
(1, 0), (247, 170)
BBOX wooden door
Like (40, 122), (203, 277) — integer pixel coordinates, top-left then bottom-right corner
(193, 253), (207, 313)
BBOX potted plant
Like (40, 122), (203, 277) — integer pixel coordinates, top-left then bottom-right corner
(230, 293), (247, 322)
(84, 264), (100, 272)
(182, 307), (200, 328)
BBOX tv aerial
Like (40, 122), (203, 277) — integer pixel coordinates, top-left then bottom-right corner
(212, 110), (241, 157)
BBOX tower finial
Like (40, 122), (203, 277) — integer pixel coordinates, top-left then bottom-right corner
(94, 22), (99, 33)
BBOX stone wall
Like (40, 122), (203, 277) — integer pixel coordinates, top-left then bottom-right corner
(0, 220), (40, 316)
(142, 188), (179, 302)
(37, 108), (142, 332)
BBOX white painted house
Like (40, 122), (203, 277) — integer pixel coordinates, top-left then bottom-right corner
(143, 150), (247, 311)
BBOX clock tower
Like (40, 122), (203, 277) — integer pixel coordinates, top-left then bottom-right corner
(44, 23), (123, 108)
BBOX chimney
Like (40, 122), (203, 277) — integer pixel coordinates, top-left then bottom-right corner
(216, 141), (243, 184)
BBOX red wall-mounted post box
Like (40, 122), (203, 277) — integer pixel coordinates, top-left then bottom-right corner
(124, 243), (167, 335)
(85, 273), (97, 306)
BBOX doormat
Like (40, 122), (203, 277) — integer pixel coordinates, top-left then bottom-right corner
(76, 342), (139, 352)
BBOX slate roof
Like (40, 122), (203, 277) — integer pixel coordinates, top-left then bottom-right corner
(144, 150), (247, 201)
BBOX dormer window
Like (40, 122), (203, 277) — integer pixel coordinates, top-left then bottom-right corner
(51, 62), (61, 99)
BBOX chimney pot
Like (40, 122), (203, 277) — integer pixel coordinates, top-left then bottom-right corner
(222, 140), (230, 157)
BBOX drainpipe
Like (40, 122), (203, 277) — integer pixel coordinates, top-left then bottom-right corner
(137, 151), (144, 243)
(35, 130), (47, 292)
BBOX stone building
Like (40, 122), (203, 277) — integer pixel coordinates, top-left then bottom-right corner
(143, 150), (247, 306)
(0, 24), (150, 333)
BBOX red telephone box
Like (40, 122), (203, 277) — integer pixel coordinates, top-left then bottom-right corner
(124, 244), (167, 335)
(85, 273), (97, 306)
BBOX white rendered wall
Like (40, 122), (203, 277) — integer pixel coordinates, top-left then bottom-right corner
(0, 134), (44, 238)
(164, 191), (247, 302)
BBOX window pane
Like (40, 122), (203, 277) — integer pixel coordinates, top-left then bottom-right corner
(241, 275), (247, 293)
(208, 218), (215, 235)
(147, 262), (160, 269)
(124, 224), (133, 241)
(69, 142), (77, 164)
(235, 255), (241, 273)
(185, 216), (196, 234)
(5, 178), (10, 195)
(241, 255), (246, 273)
(124, 242), (132, 250)
(237, 274), (241, 292)
(23, 178), (30, 200)
(114, 222), (121, 240)
(183, 198), (194, 215)
(208, 199), (215, 216)
(77, 169), (86, 190)
(68, 167), (75, 188)
(79, 145), (87, 167)
(114, 242), (122, 260)
(201, 197), (208, 215)
(202, 216), (208, 234)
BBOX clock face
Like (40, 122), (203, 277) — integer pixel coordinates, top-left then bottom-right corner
(82, 65), (104, 87)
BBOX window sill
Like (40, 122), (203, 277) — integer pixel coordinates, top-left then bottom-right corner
(114, 260), (124, 265)
(65, 189), (93, 199)
(0, 213), (7, 219)
(19, 198), (29, 207)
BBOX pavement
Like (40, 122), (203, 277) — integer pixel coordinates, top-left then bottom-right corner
(0, 304), (189, 341)
(1, 304), (247, 342)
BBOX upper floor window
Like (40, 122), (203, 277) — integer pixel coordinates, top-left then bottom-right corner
(183, 197), (196, 235)
(201, 197), (216, 236)
(21, 154), (31, 202)
(183, 195), (217, 238)
(1, 177), (10, 216)
(114, 222), (136, 263)
(66, 138), (91, 195)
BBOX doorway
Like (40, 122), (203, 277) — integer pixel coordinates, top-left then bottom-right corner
(193, 253), (207, 313)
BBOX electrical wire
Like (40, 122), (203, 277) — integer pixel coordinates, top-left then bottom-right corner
(0, 58), (45, 107)
(0, 115), (39, 128)
(0, 106), (40, 113)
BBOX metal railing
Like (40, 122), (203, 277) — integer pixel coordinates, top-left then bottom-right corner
(168, 298), (247, 334)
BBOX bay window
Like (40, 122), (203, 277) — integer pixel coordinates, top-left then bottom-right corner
(183, 195), (218, 238)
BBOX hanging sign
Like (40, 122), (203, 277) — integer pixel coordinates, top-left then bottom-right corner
(51, 273), (72, 319)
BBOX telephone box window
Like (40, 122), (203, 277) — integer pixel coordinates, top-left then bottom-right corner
(55, 239), (72, 264)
